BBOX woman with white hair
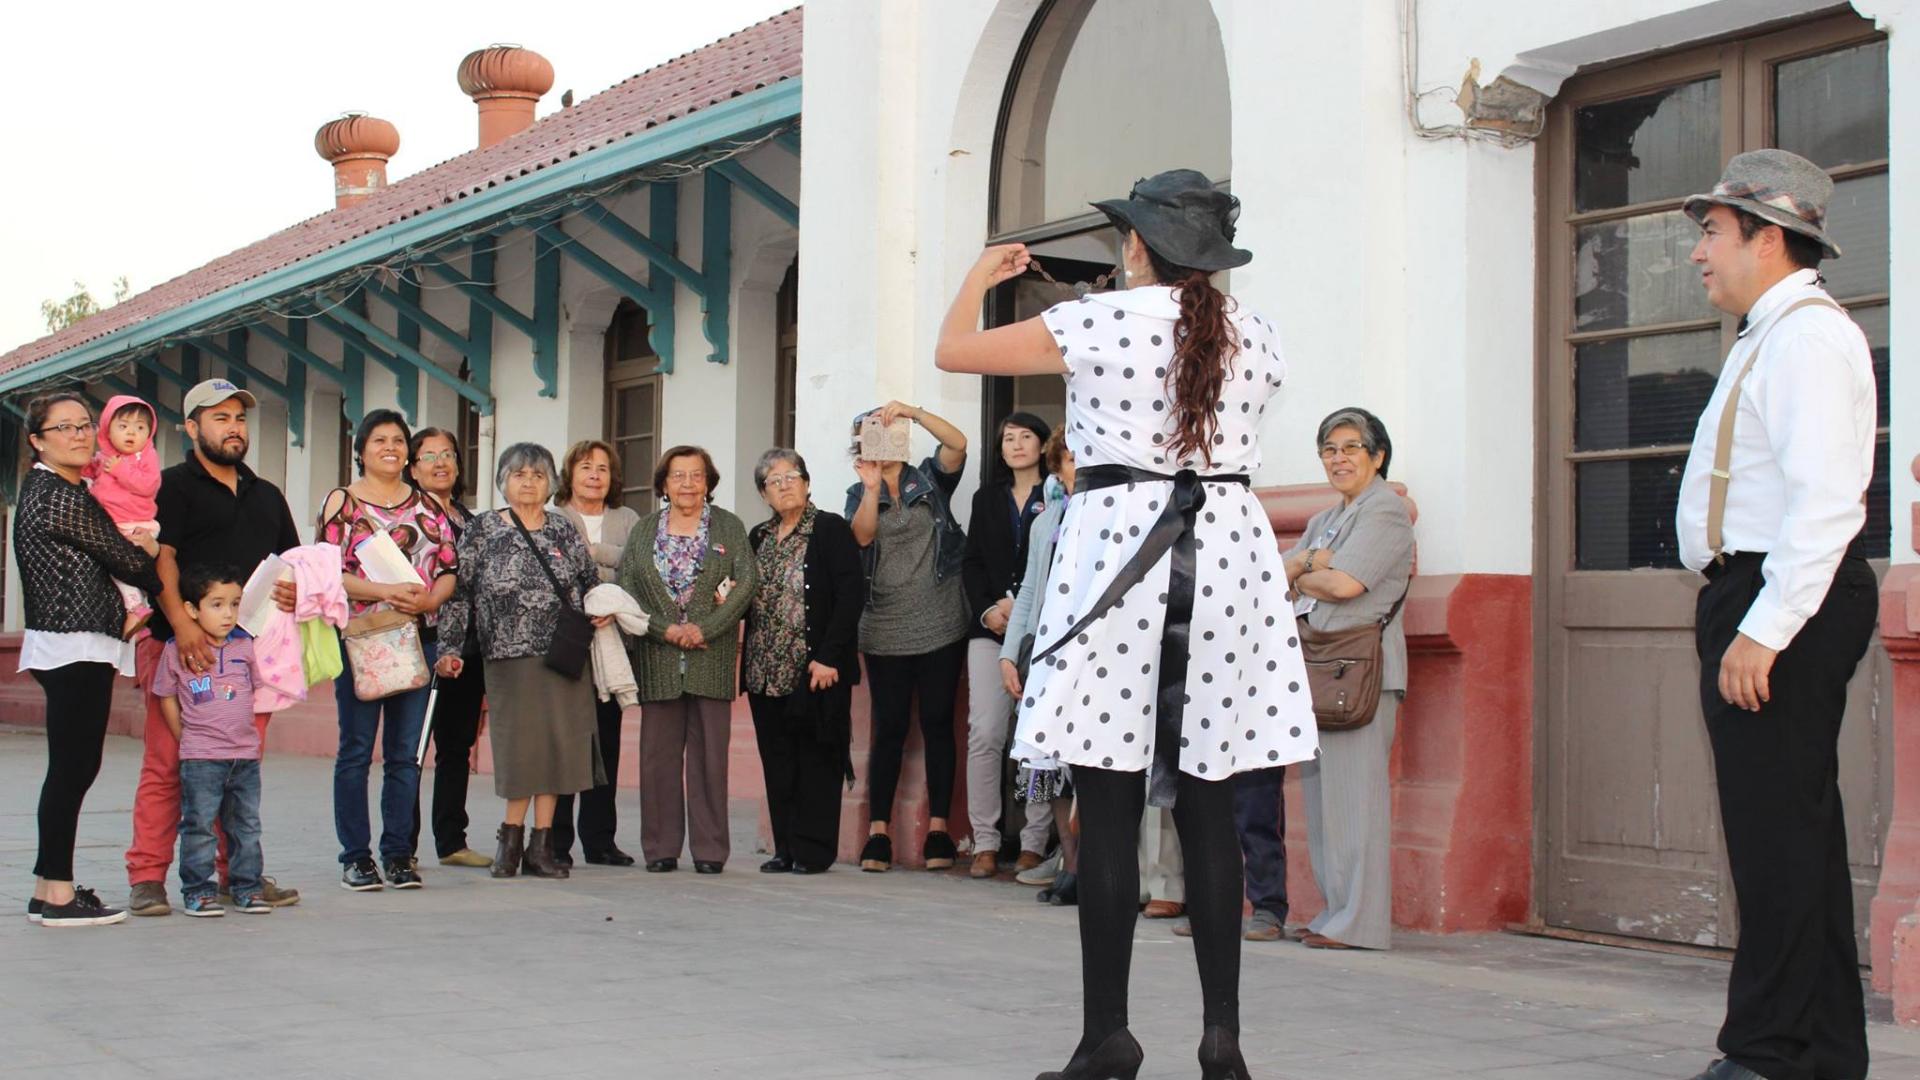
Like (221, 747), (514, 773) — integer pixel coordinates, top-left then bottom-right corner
(436, 442), (611, 880)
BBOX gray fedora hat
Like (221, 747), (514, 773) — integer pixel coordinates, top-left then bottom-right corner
(1092, 169), (1251, 273)
(1683, 148), (1842, 259)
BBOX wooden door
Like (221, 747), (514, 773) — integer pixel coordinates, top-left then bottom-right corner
(1538, 14), (1893, 952)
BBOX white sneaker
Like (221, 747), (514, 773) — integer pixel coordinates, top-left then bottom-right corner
(1015, 849), (1062, 887)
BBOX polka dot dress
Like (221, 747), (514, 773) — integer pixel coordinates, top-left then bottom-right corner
(1010, 286), (1318, 779)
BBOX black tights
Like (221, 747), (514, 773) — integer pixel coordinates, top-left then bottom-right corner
(32, 662), (117, 882)
(1072, 765), (1242, 1053)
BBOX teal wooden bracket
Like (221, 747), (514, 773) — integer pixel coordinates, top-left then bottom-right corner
(1, 399), (25, 420)
(362, 279), (475, 361)
(312, 290), (491, 416)
(299, 303), (420, 424)
(251, 315), (358, 432)
(576, 201), (704, 293)
(466, 248), (495, 414)
(188, 330), (307, 448)
(647, 182), (678, 370)
(700, 170), (731, 365)
(249, 318), (345, 380)
(710, 159), (797, 228)
(282, 331), (307, 448)
(135, 363), (159, 409)
(134, 356), (194, 392)
(410, 255), (538, 340)
(773, 129), (800, 157)
(180, 343), (201, 385)
(532, 229), (561, 398)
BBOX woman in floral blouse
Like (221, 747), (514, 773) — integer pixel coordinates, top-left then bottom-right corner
(616, 446), (755, 874)
(436, 443), (609, 881)
(742, 449), (864, 875)
(318, 409), (457, 893)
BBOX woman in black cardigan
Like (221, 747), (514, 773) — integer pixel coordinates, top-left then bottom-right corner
(959, 411), (1051, 878)
(15, 392), (161, 927)
(742, 449), (865, 874)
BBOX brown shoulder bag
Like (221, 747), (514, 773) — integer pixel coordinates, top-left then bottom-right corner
(1297, 582), (1409, 733)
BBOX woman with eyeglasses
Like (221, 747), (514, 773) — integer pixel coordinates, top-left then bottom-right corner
(1281, 408), (1413, 951)
(742, 449), (864, 874)
(405, 427), (492, 870)
(16, 393), (161, 926)
(549, 439), (644, 867)
(617, 446), (755, 874)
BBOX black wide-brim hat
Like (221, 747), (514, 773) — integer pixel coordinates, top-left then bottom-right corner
(1092, 168), (1251, 273)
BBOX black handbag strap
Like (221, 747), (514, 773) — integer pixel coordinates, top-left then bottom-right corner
(507, 508), (581, 612)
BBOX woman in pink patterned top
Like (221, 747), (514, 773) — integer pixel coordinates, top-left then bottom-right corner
(317, 409), (457, 893)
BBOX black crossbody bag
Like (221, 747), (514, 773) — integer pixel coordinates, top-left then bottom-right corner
(509, 509), (593, 680)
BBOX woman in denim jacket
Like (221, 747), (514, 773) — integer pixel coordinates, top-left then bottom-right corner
(841, 401), (968, 871)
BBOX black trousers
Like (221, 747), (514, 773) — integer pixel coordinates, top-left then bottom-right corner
(415, 656), (486, 859)
(33, 661), (117, 881)
(1232, 766), (1289, 922)
(749, 691), (847, 870)
(553, 695), (625, 857)
(863, 639), (965, 824)
(1697, 554), (1876, 1080)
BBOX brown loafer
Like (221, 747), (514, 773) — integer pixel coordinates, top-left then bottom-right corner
(1143, 899), (1185, 919)
(969, 852), (998, 879)
(1014, 850), (1045, 873)
(1303, 932), (1359, 950)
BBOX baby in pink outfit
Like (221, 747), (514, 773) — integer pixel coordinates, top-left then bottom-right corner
(86, 394), (162, 639)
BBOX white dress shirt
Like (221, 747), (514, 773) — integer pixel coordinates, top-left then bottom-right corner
(1675, 268), (1877, 651)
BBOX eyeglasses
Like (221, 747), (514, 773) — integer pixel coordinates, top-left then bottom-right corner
(763, 472), (807, 491)
(668, 471), (706, 485)
(415, 451), (458, 465)
(37, 421), (97, 438)
(1318, 441), (1371, 461)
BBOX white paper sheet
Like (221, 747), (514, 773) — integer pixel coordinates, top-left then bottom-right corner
(237, 555), (290, 636)
(353, 530), (422, 587)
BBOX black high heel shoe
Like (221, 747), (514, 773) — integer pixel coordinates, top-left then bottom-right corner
(1197, 1026), (1251, 1079)
(1035, 1029), (1143, 1080)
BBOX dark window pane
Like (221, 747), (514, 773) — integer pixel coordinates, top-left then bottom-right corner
(1575, 211), (1716, 331)
(1575, 331), (1720, 451)
(1852, 304), (1889, 428)
(1862, 438), (1890, 560)
(1776, 40), (1888, 168)
(1821, 172), (1889, 300)
(1575, 78), (1721, 213)
(1576, 456), (1687, 570)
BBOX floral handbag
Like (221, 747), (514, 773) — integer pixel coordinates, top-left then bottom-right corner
(341, 608), (431, 701)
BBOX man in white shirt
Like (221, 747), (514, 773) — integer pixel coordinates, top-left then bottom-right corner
(1674, 150), (1878, 1080)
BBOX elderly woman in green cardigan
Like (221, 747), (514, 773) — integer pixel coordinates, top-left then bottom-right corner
(618, 445), (756, 874)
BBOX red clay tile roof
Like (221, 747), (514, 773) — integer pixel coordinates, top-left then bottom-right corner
(2, 6), (802, 377)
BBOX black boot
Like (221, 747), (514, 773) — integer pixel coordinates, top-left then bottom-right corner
(1197, 1026), (1251, 1080)
(1035, 1029), (1143, 1080)
(490, 824), (524, 879)
(523, 828), (571, 879)
(1047, 870), (1079, 906)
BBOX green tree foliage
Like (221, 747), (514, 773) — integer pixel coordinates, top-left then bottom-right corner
(39, 276), (131, 332)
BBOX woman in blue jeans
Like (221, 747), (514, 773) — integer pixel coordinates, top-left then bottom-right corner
(319, 410), (458, 892)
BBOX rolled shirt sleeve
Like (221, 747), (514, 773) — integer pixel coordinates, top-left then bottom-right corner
(1737, 330), (1874, 651)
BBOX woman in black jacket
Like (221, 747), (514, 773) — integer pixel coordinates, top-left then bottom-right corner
(15, 392), (162, 927)
(959, 411), (1052, 878)
(742, 449), (866, 874)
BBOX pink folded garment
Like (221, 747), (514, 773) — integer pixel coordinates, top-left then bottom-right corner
(252, 544), (350, 713)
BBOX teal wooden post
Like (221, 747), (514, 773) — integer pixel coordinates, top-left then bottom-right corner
(648, 181), (678, 371)
(283, 322), (308, 448)
(467, 249), (495, 414)
(181, 343), (201, 386)
(532, 231), (561, 397)
(701, 169), (732, 365)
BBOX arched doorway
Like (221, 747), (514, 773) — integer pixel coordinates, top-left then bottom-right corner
(985, 0), (1231, 453)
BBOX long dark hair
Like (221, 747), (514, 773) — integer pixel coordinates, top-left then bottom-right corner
(1140, 234), (1238, 466)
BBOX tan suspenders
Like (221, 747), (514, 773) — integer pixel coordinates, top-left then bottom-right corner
(1705, 296), (1847, 560)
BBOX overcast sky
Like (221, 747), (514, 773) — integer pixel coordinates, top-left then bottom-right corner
(0, 0), (797, 354)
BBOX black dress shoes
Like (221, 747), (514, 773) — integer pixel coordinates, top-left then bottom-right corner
(759, 856), (793, 873)
(584, 846), (636, 867)
(1687, 1061), (1768, 1080)
(790, 863), (829, 875)
(693, 861), (724, 875)
(645, 858), (678, 873)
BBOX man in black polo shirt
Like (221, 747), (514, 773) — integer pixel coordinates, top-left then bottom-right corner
(124, 379), (303, 916)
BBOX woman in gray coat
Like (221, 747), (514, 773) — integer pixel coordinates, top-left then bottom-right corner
(1283, 407), (1414, 950)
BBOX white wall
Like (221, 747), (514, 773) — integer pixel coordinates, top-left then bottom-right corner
(800, 0), (1919, 573)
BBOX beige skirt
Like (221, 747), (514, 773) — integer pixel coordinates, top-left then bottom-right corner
(483, 655), (603, 799)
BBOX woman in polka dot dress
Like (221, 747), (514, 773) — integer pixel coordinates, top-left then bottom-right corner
(937, 169), (1312, 1080)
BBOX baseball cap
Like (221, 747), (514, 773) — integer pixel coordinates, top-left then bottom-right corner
(181, 378), (258, 419)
